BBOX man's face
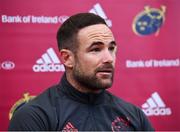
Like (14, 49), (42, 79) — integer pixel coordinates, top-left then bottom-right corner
(72, 24), (117, 91)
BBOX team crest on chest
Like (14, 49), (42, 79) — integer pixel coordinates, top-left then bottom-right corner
(111, 116), (131, 131)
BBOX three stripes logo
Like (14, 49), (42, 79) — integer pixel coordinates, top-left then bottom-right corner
(32, 48), (65, 72)
(62, 122), (78, 132)
(89, 3), (112, 27)
(142, 92), (172, 116)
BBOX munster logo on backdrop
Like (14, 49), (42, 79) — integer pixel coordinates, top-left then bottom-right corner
(132, 5), (166, 36)
(32, 48), (65, 72)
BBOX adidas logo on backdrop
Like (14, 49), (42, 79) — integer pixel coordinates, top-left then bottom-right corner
(142, 92), (172, 116)
(33, 48), (65, 72)
(89, 3), (112, 27)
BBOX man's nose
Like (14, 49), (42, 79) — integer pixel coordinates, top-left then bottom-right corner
(102, 49), (114, 63)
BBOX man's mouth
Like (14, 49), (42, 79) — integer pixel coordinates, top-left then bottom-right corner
(97, 69), (113, 73)
(95, 64), (114, 77)
(96, 68), (113, 77)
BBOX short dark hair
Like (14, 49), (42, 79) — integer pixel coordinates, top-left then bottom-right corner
(56, 13), (107, 52)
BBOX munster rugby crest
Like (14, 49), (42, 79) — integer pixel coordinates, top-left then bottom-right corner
(9, 93), (36, 120)
(132, 5), (166, 36)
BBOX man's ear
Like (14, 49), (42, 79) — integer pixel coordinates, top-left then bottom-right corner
(59, 49), (74, 68)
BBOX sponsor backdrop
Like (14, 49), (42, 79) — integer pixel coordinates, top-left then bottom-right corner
(0, 0), (179, 130)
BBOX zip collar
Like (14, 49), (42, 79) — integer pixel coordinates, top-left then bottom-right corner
(59, 74), (106, 105)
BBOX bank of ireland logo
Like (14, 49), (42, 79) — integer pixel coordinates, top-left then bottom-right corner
(32, 48), (65, 72)
(132, 5), (166, 36)
(9, 93), (36, 120)
(1, 60), (15, 70)
(142, 92), (172, 116)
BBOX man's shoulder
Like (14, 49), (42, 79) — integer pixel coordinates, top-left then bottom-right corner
(13, 84), (60, 117)
(28, 84), (61, 108)
(105, 91), (141, 112)
(104, 91), (154, 131)
(9, 84), (61, 130)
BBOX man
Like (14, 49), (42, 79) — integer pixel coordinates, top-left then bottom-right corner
(9, 13), (154, 131)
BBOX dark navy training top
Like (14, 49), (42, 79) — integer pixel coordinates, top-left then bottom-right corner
(9, 74), (154, 131)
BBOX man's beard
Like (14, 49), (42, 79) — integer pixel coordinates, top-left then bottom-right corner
(72, 62), (114, 91)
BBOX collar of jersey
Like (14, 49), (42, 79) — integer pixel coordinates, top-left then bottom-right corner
(59, 74), (106, 105)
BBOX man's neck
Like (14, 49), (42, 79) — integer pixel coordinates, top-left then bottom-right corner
(65, 73), (102, 94)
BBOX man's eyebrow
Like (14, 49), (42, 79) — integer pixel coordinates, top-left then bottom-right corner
(89, 41), (116, 48)
(110, 41), (116, 46)
(89, 41), (103, 47)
